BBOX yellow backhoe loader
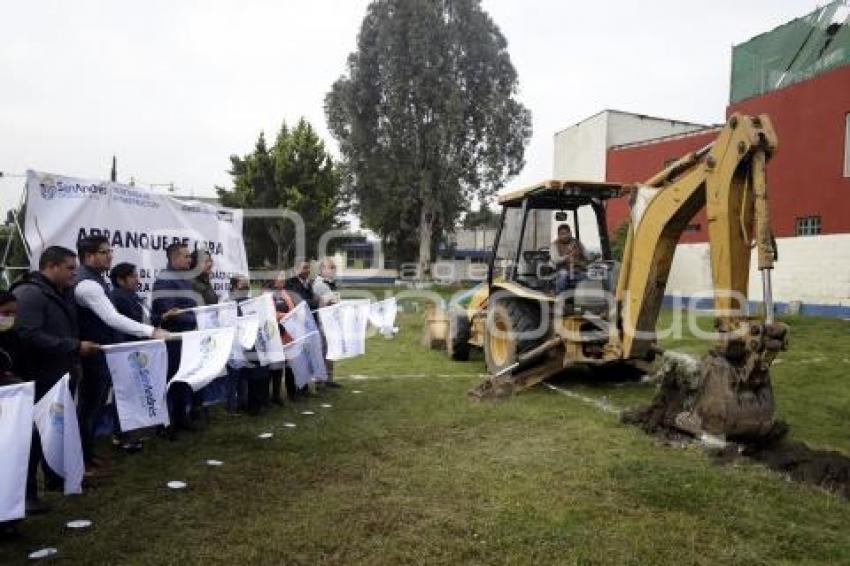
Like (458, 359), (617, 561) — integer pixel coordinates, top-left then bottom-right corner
(463, 113), (788, 440)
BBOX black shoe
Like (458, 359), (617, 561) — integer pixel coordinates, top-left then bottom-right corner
(325, 381), (342, 389)
(25, 497), (51, 516)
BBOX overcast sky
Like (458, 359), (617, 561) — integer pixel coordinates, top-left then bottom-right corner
(0, 0), (821, 217)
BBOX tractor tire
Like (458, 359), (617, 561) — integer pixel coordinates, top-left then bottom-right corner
(484, 299), (544, 375)
(447, 309), (471, 361)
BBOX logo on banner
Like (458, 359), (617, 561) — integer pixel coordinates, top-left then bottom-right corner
(216, 210), (234, 223)
(38, 175), (107, 201)
(128, 351), (158, 418)
(256, 319), (275, 353)
(201, 334), (217, 357)
(49, 402), (65, 435)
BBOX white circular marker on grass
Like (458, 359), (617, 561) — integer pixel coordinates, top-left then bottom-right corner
(320, 403), (332, 408)
(301, 410), (315, 416)
(206, 459), (224, 467)
(282, 422), (297, 428)
(258, 432), (274, 439)
(28, 547), (58, 560)
(66, 519), (92, 530)
(167, 481), (187, 490)
(352, 390), (363, 394)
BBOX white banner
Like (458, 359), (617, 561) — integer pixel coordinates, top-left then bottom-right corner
(0, 381), (34, 522)
(191, 302), (238, 331)
(103, 339), (170, 431)
(33, 375), (84, 495)
(239, 294), (285, 365)
(369, 297), (398, 337)
(24, 170), (248, 297)
(171, 327), (236, 391)
(317, 301), (370, 361)
(281, 302), (327, 382)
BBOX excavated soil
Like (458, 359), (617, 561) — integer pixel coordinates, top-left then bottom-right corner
(740, 440), (850, 499)
(623, 402), (850, 499)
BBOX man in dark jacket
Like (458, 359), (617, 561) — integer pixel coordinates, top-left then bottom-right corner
(152, 242), (198, 432)
(190, 249), (219, 306)
(12, 246), (99, 514)
(109, 262), (147, 335)
(285, 260), (317, 309)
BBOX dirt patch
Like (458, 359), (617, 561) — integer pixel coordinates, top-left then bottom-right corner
(624, 402), (850, 499)
(740, 440), (850, 499)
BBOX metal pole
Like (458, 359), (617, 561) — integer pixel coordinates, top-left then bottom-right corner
(762, 269), (774, 324)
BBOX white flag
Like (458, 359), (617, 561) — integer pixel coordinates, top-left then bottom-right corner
(33, 375), (84, 495)
(0, 381), (34, 521)
(236, 313), (259, 350)
(283, 331), (322, 387)
(170, 327), (236, 391)
(281, 303), (326, 382)
(239, 293), (285, 365)
(103, 339), (169, 432)
(369, 297), (398, 337)
(317, 301), (370, 361)
(191, 302), (238, 331)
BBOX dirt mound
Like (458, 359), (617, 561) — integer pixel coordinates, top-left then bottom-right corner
(742, 440), (850, 499)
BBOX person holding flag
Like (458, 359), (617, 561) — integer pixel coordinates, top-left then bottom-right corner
(152, 242), (198, 433)
(73, 236), (169, 473)
(11, 246), (100, 514)
(271, 273), (304, 403)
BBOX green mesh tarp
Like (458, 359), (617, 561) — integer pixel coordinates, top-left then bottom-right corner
(731, 1), (850, 103)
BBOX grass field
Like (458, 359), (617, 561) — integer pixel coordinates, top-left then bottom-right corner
(3, 307), (850, 564)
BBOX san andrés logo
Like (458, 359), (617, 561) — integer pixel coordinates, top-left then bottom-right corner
(49, 402), (65, 435)
(38, 175), (108, 201)
(128, 351), (158, 418)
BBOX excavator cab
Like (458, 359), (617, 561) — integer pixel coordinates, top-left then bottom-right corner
(490, 180), (624, 302)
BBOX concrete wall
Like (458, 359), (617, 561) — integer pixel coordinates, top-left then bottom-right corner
(664, 234), (850, 315)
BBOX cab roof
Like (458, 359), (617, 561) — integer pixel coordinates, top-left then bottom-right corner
(498, 179), (625, 208)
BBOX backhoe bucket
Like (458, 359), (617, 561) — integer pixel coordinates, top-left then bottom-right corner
(623, 323), (788, 440)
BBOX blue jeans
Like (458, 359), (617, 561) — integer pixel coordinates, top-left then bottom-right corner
(556, 269), (586, 294)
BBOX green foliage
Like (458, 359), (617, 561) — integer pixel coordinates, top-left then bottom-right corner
(325, 0), (531, 268)
(217, 119), (345, 269)
(462, 206), (500, 230)
(609, 220), (630, 261)
(0, 206), (31, 288)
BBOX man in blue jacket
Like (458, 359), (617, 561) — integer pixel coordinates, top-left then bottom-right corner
(152, 242), (198, 433)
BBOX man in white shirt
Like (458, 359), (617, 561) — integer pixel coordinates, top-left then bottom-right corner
(74, 235), (168, 471)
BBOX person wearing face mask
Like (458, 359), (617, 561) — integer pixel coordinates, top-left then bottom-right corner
(312, 258), (341, 389)
(11, 246), (100, 515)
(0, 291), (22, 385)
(0, 291), (22, 536)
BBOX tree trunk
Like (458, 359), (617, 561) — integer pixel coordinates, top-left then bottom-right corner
(418, 203), (434, 281)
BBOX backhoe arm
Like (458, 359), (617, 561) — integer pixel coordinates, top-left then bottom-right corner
(615, 114), (779, 360)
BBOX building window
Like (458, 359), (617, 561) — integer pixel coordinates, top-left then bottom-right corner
(844, 113), (850, 178)
(795, 216), (822, 236)
(345, 248), (375, 269)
